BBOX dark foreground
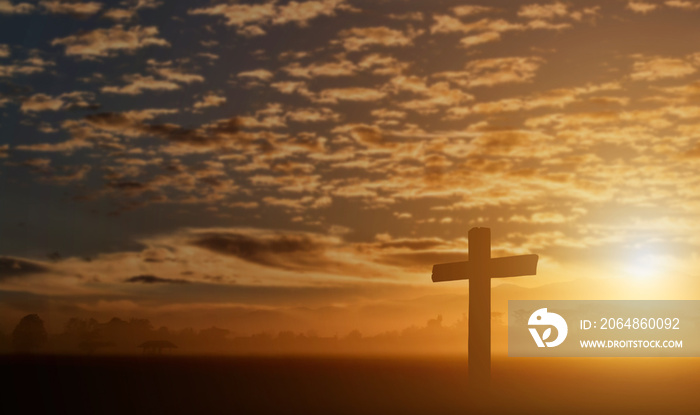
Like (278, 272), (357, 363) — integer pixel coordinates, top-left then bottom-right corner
(1, 355), (697, 414)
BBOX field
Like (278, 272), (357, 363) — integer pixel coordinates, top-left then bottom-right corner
(2, 355), (697, 414)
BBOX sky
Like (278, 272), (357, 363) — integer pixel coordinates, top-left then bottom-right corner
(2, 0), (700, 339)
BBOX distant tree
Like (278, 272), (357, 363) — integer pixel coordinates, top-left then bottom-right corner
(12, 314), (48, 352)
(199, 326), (230, 343)
(346, 330), (362, 341)
(64, 317), (100, 341)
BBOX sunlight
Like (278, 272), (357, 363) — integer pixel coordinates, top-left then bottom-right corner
(624, 251), (667, 280)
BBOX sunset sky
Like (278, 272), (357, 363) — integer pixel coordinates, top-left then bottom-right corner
(2, 0), (700, 339)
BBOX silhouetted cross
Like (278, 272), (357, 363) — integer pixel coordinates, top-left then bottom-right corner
(432, 227), (538, 390)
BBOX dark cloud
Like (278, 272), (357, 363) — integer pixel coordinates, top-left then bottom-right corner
(84, 112), (242, 148)
(191, 233), (322, 270)
(377, 252), (468, 272)
(376, 239), (446, 251)
(0, 257), (50, 280)
(125, 275), (190, 284)
(107, 181), (148, 190)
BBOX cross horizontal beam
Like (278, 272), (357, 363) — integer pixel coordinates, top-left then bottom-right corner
(431, 254), (539, 283)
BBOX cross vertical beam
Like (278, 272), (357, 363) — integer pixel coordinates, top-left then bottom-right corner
(431, 227), (538, 392)
(468, 227), (491, 388)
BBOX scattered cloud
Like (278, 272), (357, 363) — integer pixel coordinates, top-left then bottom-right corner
(40, 1), (102, 16)
(630, 55), (697, 81)
(101, 63), (203, 95)
(101, 74), (181, 95)
(0, 0), (34, 14)
(20, 91), (96, 113)
(0, 55), (54, 77)
(51, 25), (170, 59)
(188, 0), (352, 36)
(103, 0), (162, 21)
(317, 87), (387, 103)
(665, 1), (700, 10)
(452, 5), (494, 17)
(436, 56), (545, 88)
(0, 257), (50, 280)
(627, 1), (659, 13)
(282, 58), (356, 78)
(237, 68), (274, 81)
(336, 26), (423, 51)
(194, 92), (227, 109)
(518, 2), (569, 19)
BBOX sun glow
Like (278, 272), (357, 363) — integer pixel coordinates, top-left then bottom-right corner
(624, 251), (667, 279)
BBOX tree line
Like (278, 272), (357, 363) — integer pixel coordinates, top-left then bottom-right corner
(0, 313), (491, 355)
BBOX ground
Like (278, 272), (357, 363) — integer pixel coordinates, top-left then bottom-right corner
(1, 355), (696, 414)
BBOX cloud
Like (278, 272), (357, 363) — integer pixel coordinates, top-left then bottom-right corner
(103, 8), (132, 20)
(42, 164), (92, 185)
(388, 12), (423, 21)
(194, 92), (227, 109)
(626, 1), (659, 13)
(125, 275), (190, 284)
(51, 25), (170, 59)
(518, 2), (569, 19)
(273, 0), (352, 26)
(101, 64), (203, 95)
(435, 56), (545, 88)
(453, 5), (494, 16)
(630, 56), (697, 81)
(189, 231), (337, 271)
(20, 93), (63, 112)
(0, 44), (9, 57)
(371, 108), (406, 119)
(286, 107), (339, 122)
(430, 16), (523, 35)
(0, 0), (34, 14)
(337, 26), (422, 51)
(459, 31), (501, 48)
(72, 111), (243, 154)
(153, 66), (204, 83)
(388, 76), (474, 113)
(430, 12), (576, 41)
(40, 1), (102, 16)
(101, 74), (180, 95)
(447, 82), (622, 118)
(0, 257), (50, 280)
(20, 91), (97, 113)
(188, 0), (351, 36)
(103, 0), (162, 21)
(316, 87), (386, 103)
(0, 55), (54, 77)
(237, 68), (274, 81)
(357, 53), (408, 76)
(282, 59), (356, 78)
(468, 130), (562, 158)
(665, 1), (700, 10)
(332, 123), (393, 149)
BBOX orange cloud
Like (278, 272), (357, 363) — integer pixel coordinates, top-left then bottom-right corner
(51, 25), (170, 59)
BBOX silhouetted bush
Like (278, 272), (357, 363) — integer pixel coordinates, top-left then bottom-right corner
(12, 314), (48, 353)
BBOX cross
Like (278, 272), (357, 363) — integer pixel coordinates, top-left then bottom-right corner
(432, 227), (538, 390)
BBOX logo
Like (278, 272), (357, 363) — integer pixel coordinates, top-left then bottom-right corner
(528, 308), (568, 348)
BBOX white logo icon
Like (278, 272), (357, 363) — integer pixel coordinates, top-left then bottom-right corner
(528, 308), (568, 348)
